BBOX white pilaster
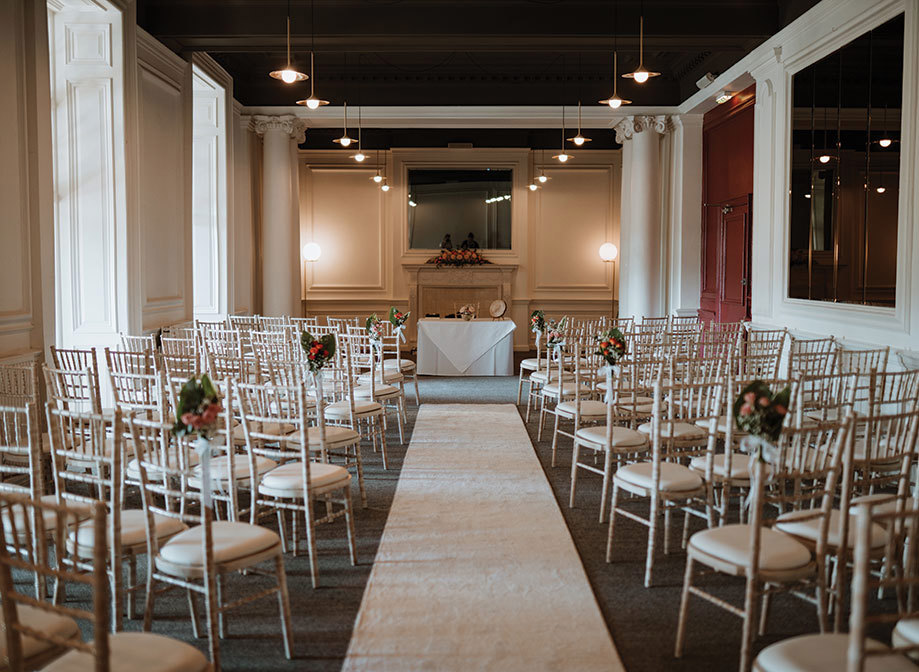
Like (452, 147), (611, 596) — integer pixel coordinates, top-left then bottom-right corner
(615, 114), (674, 319)
(252, 115), (306, 317)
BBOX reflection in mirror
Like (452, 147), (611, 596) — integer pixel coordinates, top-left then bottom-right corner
(788, 13), (903, 307)
(407, 169), (512, 250)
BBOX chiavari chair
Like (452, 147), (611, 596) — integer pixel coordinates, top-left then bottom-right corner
(128, 415), (292, 669)
(49, 347), (105, 415)
(119, 332), (157, 353)
(788, 335), (839, 379)
(737, 327), (787, 379)
(256, 315), (289, 330)
(548, 339), (607, 468)
(236, 380), (357, 587)
(0, 493), (211, 672)
(346, 333), (407, 444)
(538, 338), (594, 446)
(675, 414), (854, 672)
(104, 349), (163, 422)
(525, 329), (572, 423)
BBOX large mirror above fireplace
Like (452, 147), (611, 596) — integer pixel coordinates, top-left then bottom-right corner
(407, 169), (513, 250)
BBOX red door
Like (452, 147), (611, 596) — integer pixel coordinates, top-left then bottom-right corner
(718, 195), (752, 323)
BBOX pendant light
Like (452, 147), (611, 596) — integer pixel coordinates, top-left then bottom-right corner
(552, 107), (570, 163)
(567, 101), (592, 145)
(622, 16), (660, 83)
(333, 102), (356, 147)
(537, 149), (551, 183)
(295, 0), (329, 108)
(269, 0), (307, 83)
(877, 105), (893, 147)
(373, 150), (388, 188)
(600, 52), (632, 108)
(352, 107), (365, 162)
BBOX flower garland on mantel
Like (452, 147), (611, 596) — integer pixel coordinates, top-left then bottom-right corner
(426, 249), (492, 268)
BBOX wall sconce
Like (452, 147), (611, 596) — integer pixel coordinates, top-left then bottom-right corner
(598, 243), (619, 318)
(302, 242), (322, 262)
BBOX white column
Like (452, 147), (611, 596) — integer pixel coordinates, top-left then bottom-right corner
(252, 115), (306, 317)
(615, 115), (673, 319)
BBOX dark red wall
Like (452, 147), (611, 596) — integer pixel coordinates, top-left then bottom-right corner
(700, 85), (755, 323)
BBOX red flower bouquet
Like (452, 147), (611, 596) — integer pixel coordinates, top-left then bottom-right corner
(300, 331), (337, 373)
(426, 249), (491, 267)
(172, 374), (223, 439)
(596, 328), (628, 365)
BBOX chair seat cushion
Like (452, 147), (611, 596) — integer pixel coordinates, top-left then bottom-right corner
(290, 426), (361, 447)
(232, 422), (296, 443)
(753, 633), (914, 672)
(353, 384), (400, 399)
(69, 509), (186, 553)
(0, 603), (81, 662)
(575, 425), (647, 449)
(158, 521), (280, 569)
(529, 370), (573, 384)
(892, 618), (919, 652)
(357, 370), (404, 385)
(615, 462), (704, 493)
(637, 421), (707, 440)
(43, 631), (210, 672)
(382, 359), (415, 372)
(689, 524), (812, 572)
(519, 357), (545, 371)
(324, 400), (382, 417)
(541, 382), (592, 397)
(775, 508), (889, 550)
(690, 452), (753, 479)
(189, 455), (277, 488)
(258, 461), (350, 497)
(696, 414), (745, 435)
(849, 493), (916, 517)
(126, 451), (200, 482)
(1, 495), (79, 539)
(556, 400), (608, 418)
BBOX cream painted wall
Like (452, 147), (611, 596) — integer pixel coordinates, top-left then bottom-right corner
(298, 148), (620, 349)
(137, 29), (193, 332)
(233, 102), (256, 315)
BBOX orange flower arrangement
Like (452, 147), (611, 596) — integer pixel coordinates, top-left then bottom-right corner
(426, 248), (491, 267)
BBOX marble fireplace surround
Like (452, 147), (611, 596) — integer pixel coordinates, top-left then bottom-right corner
(403, 263), (518, 335)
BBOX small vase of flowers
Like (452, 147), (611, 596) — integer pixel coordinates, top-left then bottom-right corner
(458, 304), (477, 321)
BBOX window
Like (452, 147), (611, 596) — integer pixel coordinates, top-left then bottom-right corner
(787, 14), (903, 307)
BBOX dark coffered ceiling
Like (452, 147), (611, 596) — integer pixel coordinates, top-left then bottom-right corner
(137, 0), (822, 107)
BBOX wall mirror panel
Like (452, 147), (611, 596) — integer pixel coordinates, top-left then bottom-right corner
(788, 13), (903, 306)
(408, 169), (513, 250)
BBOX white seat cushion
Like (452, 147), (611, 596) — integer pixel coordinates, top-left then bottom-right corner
(1, 495), (82, 539)
(290, 426), (361, 447)
(324, 400), (382, 417)
(637, 421), (707, 440)
(615, 462), (704, 493)
(0, 603), (81, 662)
(575, 425), (647, 449)
(849, 493), (916, 517)
(43, 631), (210, 672)
(696, 414), (745, 435)
(126, 451), (200, 482)
(690, 452), (753, 479)
(775, 508), (889, 550)
(68, 509), (186, 553)
(158, 521), (280, 569)
(690, 524), (812, 572)
(232, 421), (295, 443)
(357, 370), (404, 384)
(541, 382), (592, 397)
(556, 400), (607, 418)
(354, 384), (400, 399)
(893, 618), (919, 654)
(519, 357), (546, 371)
(189, 454), (277, 488)
(383, 359), (415, 372)
(529, 370), (573, 384)
(258, 461), (350, 497)
(753, 633), (915, 672)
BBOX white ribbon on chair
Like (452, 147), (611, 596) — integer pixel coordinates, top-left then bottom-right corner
(600, 364), (621, 404)
(395, 324), (406, 343)
(740, 435), (779, 512)
(194, 435), (215, 510)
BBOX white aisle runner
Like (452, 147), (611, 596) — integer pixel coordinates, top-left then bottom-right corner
(342, 404), (623, 672)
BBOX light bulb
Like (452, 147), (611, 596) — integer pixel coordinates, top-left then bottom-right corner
(339, 137), (351, 147)
(301, 242), (322, 262)
(381, 184), (390, 192)
(608, 97), (622, 109)
(598, 242), (618, 262)
(408, 200), (417, 207)
(538, 175), (547, 183)
(557, 154), (569, 163)
(879, 138), (892, 148)
(354, 152), (365, 162)
(306, 98), (320, 110)
(573, 136), (585, 146)
(876, 186), (886, 194)
(819, 155), (831, 164)
(280, 69), (297, 84)
(633, 69), (649, 84)
(529, 184), (538, 191)
(804, 194), (811, 199)
(373, 174), (383, 183)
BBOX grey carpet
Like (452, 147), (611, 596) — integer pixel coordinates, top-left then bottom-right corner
(20, 374), (900, 671)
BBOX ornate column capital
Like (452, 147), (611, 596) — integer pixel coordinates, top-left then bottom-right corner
(613, 115), (675, 144)
(250, 114), (308, 144)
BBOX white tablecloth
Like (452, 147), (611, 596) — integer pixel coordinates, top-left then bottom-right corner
(416, 319), (516, 376)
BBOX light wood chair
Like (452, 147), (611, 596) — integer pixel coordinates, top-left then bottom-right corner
(549, 341), (607, 468)
(738, 327), (788, 379)
(119, 333), (158, 353)
(0, 493), (211, 672)
(128, 415), (292, 670)
(346, 333), (407, 445)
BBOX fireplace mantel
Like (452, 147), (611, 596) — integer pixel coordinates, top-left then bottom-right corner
(403, 263), (518, 332)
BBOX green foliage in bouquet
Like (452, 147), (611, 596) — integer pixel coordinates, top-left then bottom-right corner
(596, 328), (628, 365)
(733, 380), (791, 442)
(300, 331), (337, 372)
(172, 374), (223, 439)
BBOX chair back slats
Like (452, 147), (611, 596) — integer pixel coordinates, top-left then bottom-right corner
(49, 347), (103, 411)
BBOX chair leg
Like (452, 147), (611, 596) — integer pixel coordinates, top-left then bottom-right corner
(663, 506), (672, 555)
(537, 395), (547, 441)
(344, 489), (358, 566)
(204, 577), (220, 672)
(605, 484), (621, 562)
(550, 413), (561, 467)
(305, 502), (319, 588)
(395, 399), (406, 444)
(569, 442), (581, 508)
(186, 588), (201, 639)
(377, 417), (389, 470)
(599, 449), (613, 523)
(739, 576), (760, 672)
(516, 368), (525, 405)
(216, 573), (226, 639)
(412, 372), (421, 405)
(645, 494), (659, 588)
(674, 557), (694, 658)
(758, 585), (772, 636)
(274, 554), (293, 660)
(353, 443), (367, 508)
